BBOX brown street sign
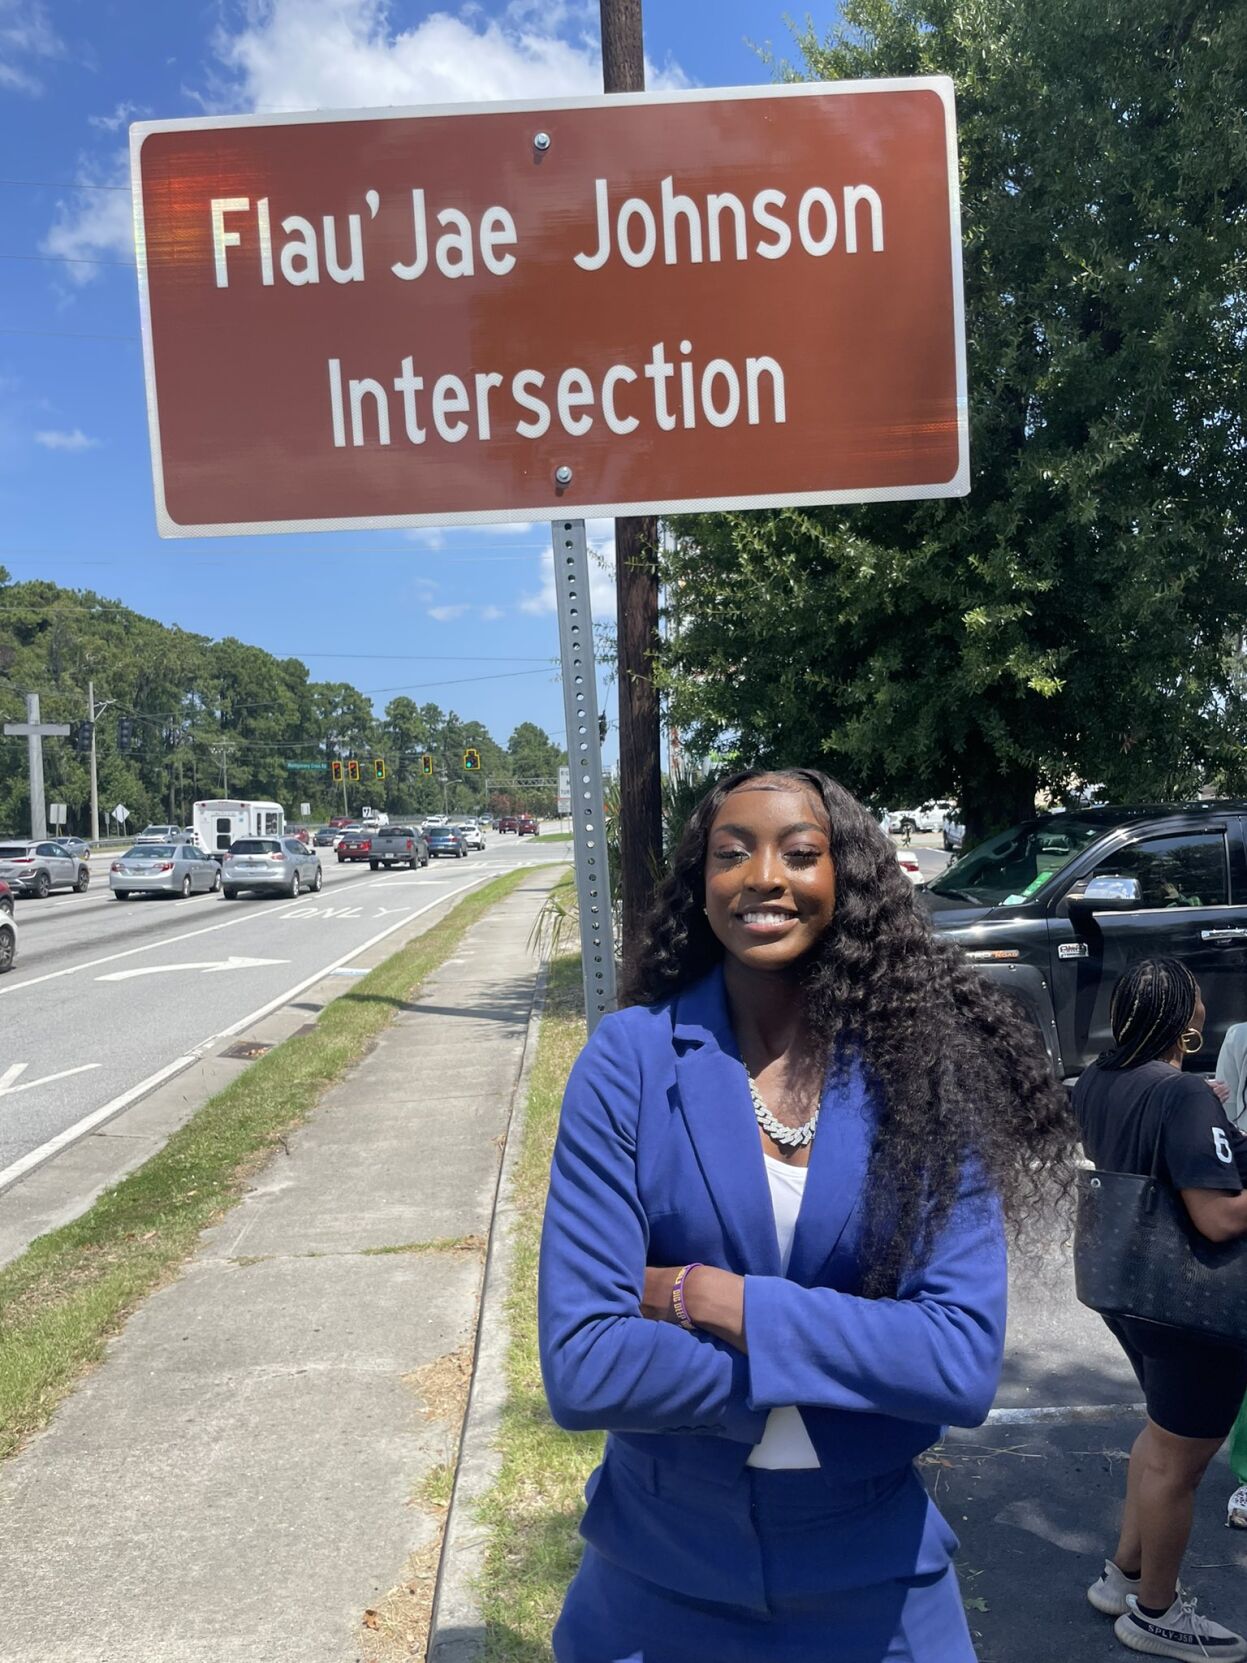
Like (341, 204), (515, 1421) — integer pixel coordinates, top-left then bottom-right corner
(131, 80), (967, 538)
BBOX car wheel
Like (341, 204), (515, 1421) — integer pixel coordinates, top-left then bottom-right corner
(0, 897), (12, 918)
(289, 873), (301, 899)
(33, 871), (50, 899)
(223, 887), (238, 900)
(0, 923), (13, 973)
(114, 889), (131, 901)
(180, 875), (192, 898)
(74, 866), (89, 893)
(369, 860), (379, 870)
(211, 869), (222, 892)
(422, 855), (429, 867)
(312, 867), (323, 892)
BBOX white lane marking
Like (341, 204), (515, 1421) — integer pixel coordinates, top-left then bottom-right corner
(0, 866), (381, 994)
(983, 1402), (1146, 1425)
(0, 1062), (102, 1098)
(0, 873), (496, 1195)
(98, 955), (289, 983)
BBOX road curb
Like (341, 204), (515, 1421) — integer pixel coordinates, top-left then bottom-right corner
(426, 947), (552, 1663)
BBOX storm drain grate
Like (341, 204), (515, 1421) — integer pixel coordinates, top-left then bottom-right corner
(221, 1040), (274, 1061)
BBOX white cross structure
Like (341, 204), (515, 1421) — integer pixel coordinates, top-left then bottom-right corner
(3, 694), (71, 839)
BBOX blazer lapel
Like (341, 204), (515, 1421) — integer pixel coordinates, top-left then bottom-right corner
(785, 1066), (874, 1288)
(671, 970), (782, 1277)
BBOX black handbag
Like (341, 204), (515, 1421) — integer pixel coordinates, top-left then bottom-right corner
(1074, 1133), (1247, 1347)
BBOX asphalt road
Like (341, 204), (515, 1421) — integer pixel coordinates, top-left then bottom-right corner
(0, 837), (562, 1188)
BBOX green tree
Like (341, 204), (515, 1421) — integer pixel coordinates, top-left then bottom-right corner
(664, 0), (1247, 840)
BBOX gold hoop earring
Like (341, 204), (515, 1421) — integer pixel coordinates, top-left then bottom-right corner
(1180, 1029), (1202, 1055)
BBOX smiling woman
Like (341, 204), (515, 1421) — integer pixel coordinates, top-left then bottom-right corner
(537, 767), (1075, 1663)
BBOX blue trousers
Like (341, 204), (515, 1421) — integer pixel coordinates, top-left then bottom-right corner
(553, 1466), (977, 1663)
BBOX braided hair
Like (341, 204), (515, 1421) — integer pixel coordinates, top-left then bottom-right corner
(623, 768), (1076, 1298)
(1099, 958), (1198, 1070)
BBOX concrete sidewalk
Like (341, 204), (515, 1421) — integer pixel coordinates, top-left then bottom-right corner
(0, 866), (559, 1663)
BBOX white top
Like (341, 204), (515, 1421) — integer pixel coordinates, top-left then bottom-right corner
(745, 1155), (821, 1469)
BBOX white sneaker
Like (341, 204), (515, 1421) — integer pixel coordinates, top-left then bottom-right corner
(1115, 1592), (1247, 1659)
(1227, 1485), (1247, 1530)
(1089, 1559), (1142, 1617)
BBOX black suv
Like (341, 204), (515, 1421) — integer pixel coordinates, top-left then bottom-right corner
(921, 802), (1247, 1079)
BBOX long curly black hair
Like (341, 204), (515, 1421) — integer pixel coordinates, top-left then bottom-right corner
(623, 768), (1076, 1297)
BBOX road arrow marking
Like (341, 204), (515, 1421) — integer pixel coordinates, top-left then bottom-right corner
(98, 956), (289, 983)
(0, 1062), (102, 1098)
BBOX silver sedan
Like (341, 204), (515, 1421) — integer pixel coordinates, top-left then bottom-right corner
(222, 836), (322, 900)
(110, 843), (223, 900)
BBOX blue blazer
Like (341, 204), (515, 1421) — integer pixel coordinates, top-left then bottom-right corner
(537, 966), (1006, 1610)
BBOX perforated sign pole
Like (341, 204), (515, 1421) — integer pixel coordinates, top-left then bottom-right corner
(552, 518), (617, 1032)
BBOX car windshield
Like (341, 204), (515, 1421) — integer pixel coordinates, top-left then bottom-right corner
(127, 844), (176, 858)
(926, 816), (1106, 907)
(231, 839), (281, 855)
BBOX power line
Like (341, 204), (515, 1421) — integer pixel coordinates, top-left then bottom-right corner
(0, 177), (130, 192)
(1, 251), (136, 268)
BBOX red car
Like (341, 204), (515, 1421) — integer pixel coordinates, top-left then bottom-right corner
(0, 879), (12, 918)
(497, 816), (518, 834)
(336, 830), (373, 862)
(516, 816), (539, 837)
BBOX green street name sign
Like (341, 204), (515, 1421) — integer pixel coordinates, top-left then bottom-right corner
(285, 761), (325, 772)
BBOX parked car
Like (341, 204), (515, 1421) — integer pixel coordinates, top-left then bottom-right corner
(896, 849), (924, 886)
(0, 906), (14, 974)
(922, 801), (1247, 1079)
(368, 825), (429, 870)
(426, 825), (468, 859)
(110, 843), (223, 900)
(336, 829), (374, 863)
(0, 879), (13, 918)
(222, 837), (323, 899)
(496, 816), (518, 834)
(516, 815), (539, 837)
(941, 808), (966, 853)
(887, 803), (949, 837)
(455, 820), (486, 851)
(133, 823), (190, 845)
(0, 839), (90, 897)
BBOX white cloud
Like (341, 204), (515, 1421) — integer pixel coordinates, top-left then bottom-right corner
(40, 149), (133, 281)
(519, 518), (616, 619)
(34, 427), (100, 451)
(209, 0), (687, 115)
(88, 100), (143, 131)
(480, 603), (505, 621)
(427, 602), (470, 622)
(0, 0), (64, 95)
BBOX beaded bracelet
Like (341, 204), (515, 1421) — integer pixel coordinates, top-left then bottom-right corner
(671, 1262), (703, 1331)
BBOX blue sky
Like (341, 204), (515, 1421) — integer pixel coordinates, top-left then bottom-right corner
(0, 0), (816, 760)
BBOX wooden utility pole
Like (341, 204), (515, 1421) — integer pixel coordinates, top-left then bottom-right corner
(600, 0), (664, 972)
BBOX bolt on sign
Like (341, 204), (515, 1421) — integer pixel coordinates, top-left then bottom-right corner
(130, 79), (967, 537)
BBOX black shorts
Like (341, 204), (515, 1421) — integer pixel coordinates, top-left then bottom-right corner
(1104, 1315), (1247, 1440)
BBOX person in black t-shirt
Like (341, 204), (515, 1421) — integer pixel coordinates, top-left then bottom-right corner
(1074, 958), (1247, 1661)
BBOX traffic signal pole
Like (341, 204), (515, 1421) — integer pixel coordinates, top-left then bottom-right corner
(600, 0), (664, 976)
(88, 680), (100, 844)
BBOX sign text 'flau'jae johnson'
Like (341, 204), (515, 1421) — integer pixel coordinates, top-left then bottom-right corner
(131, 80), (967, 537)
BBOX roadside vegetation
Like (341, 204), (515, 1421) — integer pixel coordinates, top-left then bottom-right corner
(478, 946), (598, 1660)
(0, 867), (532, 1463)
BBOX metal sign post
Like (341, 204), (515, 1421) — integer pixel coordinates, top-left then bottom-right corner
(552, 519), (617, 1032)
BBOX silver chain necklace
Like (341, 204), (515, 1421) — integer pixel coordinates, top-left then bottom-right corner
(745, 1069), (819, 1150)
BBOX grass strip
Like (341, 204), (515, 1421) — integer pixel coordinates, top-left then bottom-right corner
(477, 952), (601, 1661)
(0, 866), (534, 1463)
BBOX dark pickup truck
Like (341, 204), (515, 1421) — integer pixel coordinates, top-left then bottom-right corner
(920, 802), (1247, 1080)
(367, 825), (429, 871)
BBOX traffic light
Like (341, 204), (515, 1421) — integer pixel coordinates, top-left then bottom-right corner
(373, 758), (386, 781)
(331, 760), (344, 783)
(75, 720), (94, 755)
(347, 759), (361, 782)
(117, 717), (133, 754)
(464, 747), (481, 771)
(420, 753), (434, 776)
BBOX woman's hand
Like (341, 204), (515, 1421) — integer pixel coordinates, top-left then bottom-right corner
(1211, 1078), (1231, 1104)
(641, 1265), (748, 1351)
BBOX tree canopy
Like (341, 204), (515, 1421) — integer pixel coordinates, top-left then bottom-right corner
(662, 0), (1247, 839)
(0, 573), (565, 832)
